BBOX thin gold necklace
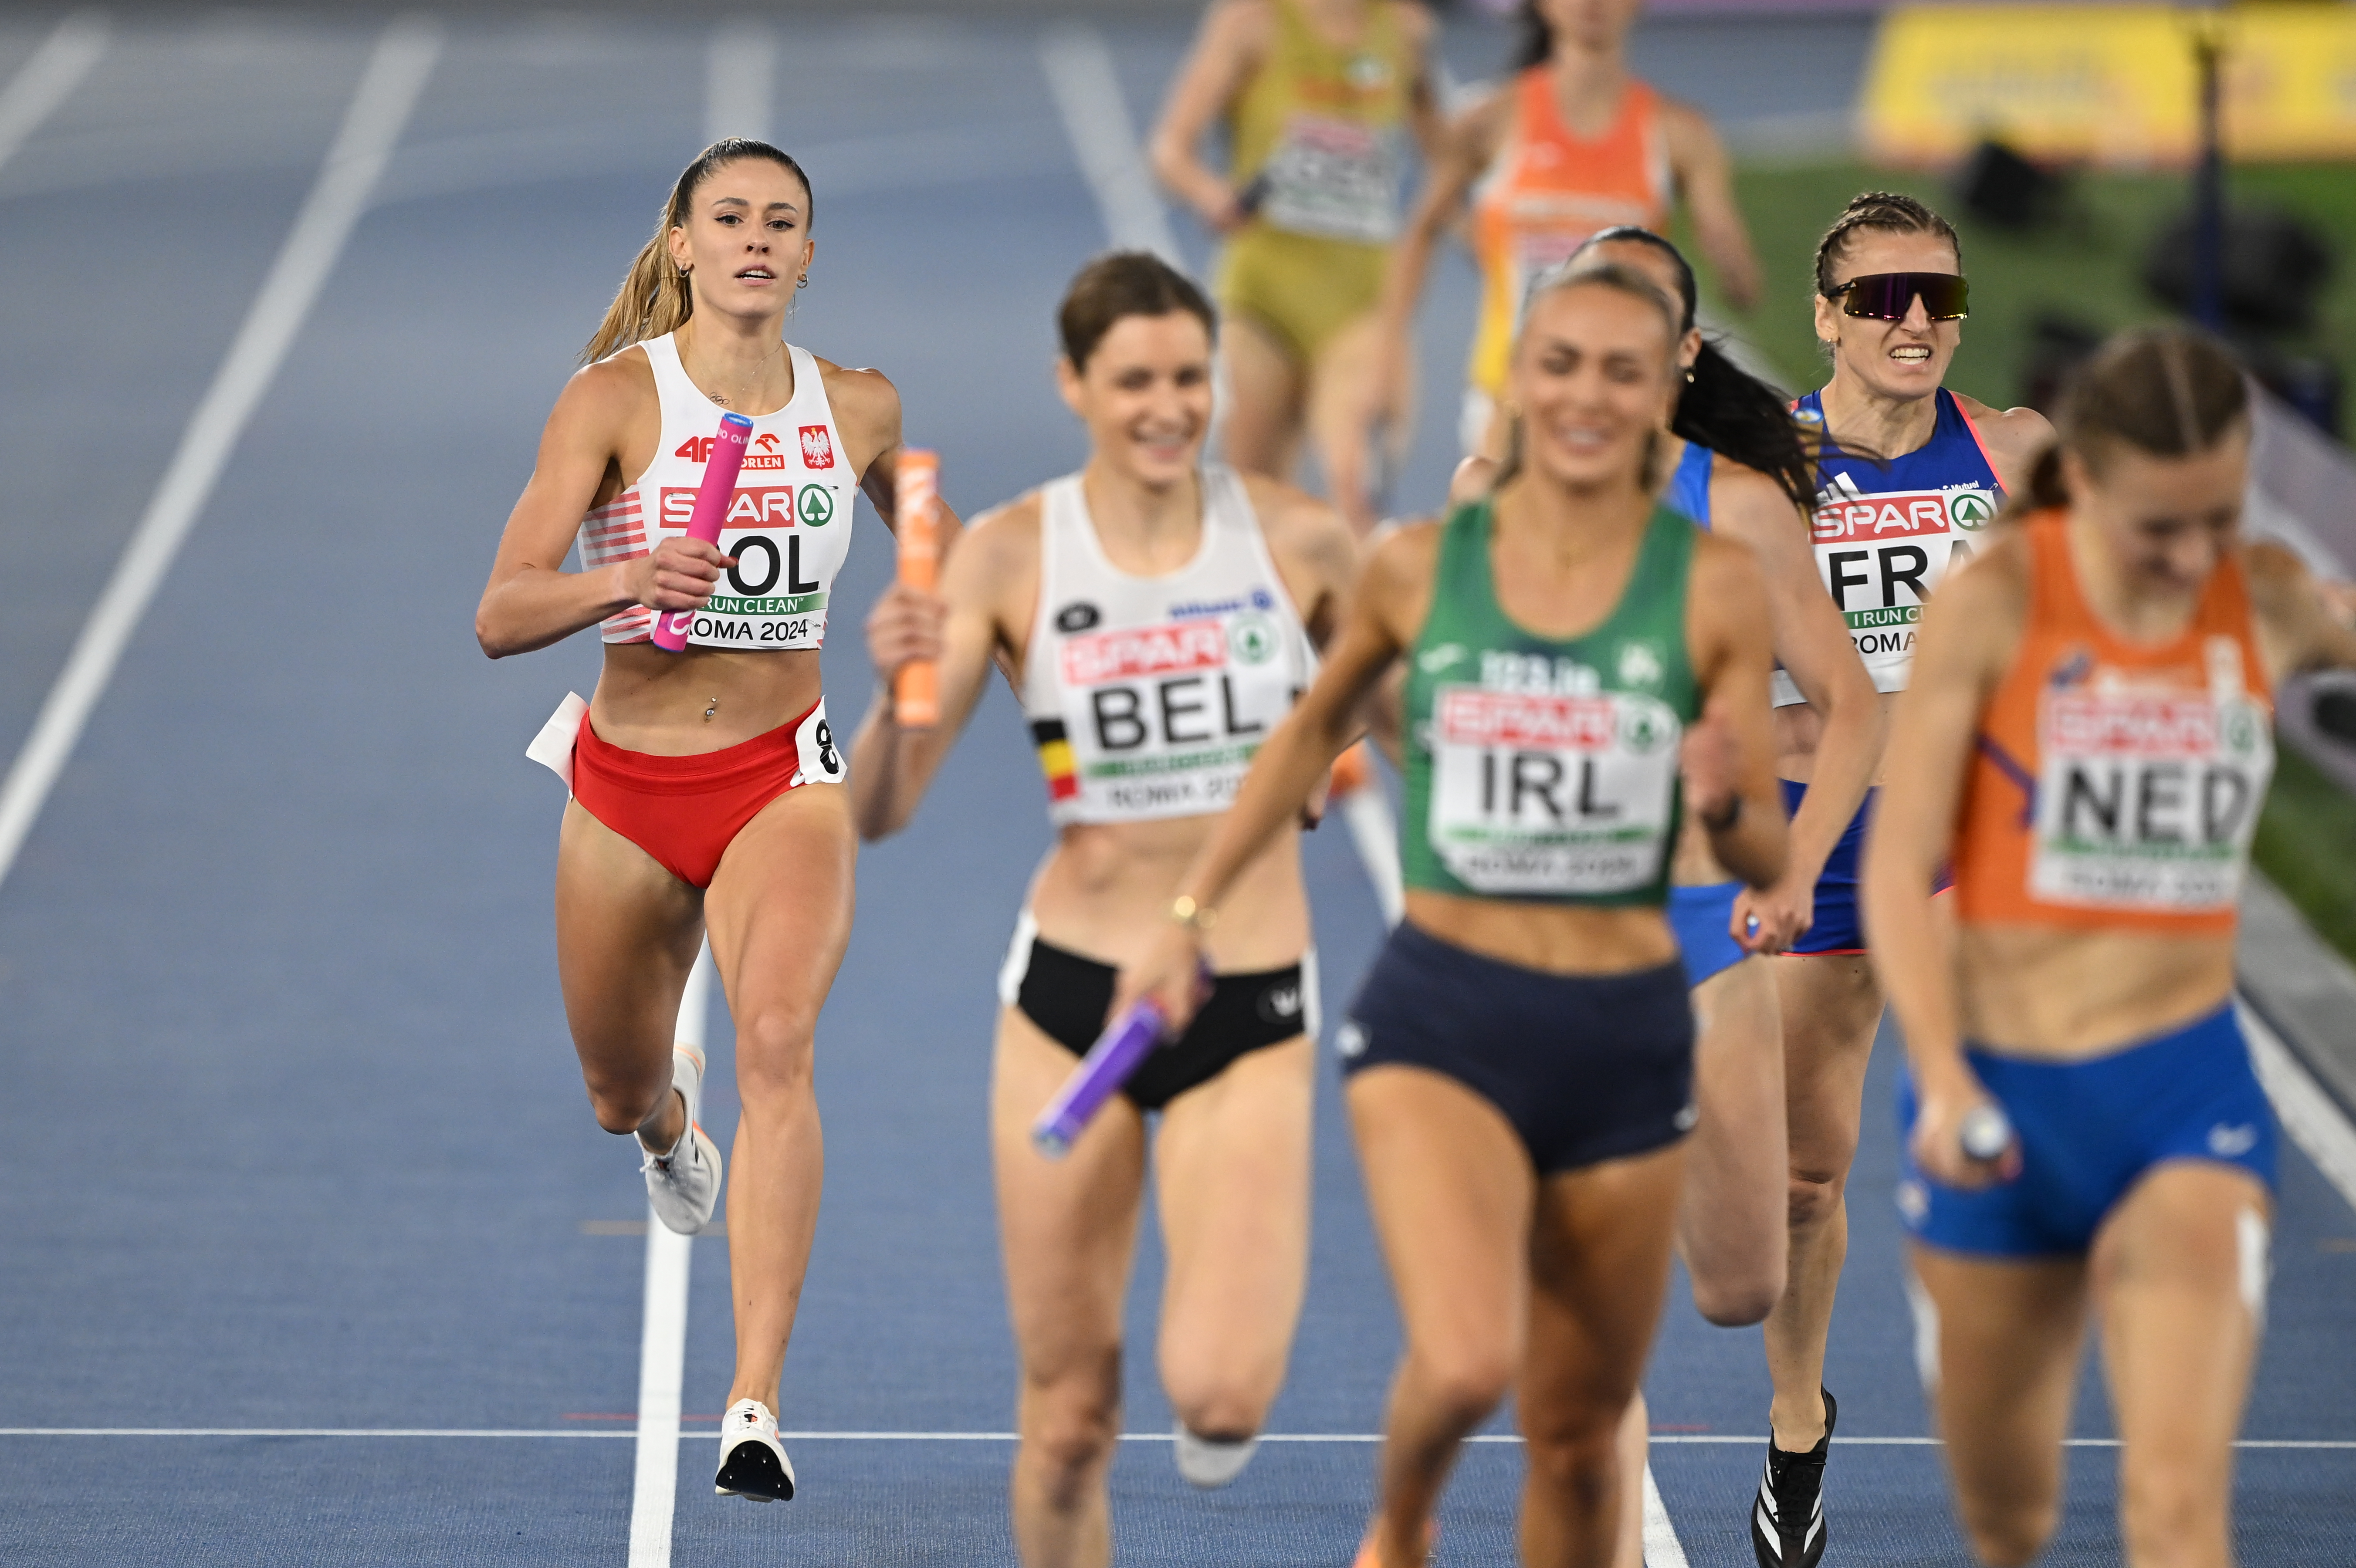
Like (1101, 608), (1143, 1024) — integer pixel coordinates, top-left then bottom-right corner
(692, 337), (785, 411)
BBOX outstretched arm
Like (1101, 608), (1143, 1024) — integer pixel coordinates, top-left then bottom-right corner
(1713, 471), (1884, 949)
(1683, 531), (1790, 890)
(1146, 0), (1263, 235)
(848, 500), (1029, 840)
(1119, 524), (1435, 1024)
(1861, 542), (2025, 1188)
(1663, 101), (1760, 315)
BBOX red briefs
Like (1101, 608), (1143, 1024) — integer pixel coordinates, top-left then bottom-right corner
(572, 697), (841, 888)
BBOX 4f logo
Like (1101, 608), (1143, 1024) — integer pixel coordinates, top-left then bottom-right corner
(799, 425), (836, 469)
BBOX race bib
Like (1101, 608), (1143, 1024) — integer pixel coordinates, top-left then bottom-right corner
(1056, 607), (1299, 821)
(1805, 483), (1999, 690)
(1259, 115), (1398, 244)
(2029, 681), (2272, 912)
(1426, 684), (1682, 896)
(652, 480), (850, 650)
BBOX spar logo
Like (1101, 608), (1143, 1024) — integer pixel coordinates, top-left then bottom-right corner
(1228, 611), (1280, 666)
(1438, 689), (1618, 751)
(799, 425), (836, 469)
(1062, 622), (1227, 686)
(798, 485), (835, 527)
(1811, 487), (1996, 544)
(660, 486), (799, 529)
(2047, 693), (2219, 758)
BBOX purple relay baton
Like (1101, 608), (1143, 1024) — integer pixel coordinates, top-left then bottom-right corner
(1031, 972), (1206, 1157)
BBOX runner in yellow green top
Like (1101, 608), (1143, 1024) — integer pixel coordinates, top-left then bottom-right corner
(1151, 0), (1442, 536)
(1368, 0), (1763, 463)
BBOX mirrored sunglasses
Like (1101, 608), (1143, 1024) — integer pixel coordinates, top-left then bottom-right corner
(1825, 271), (1969, 322)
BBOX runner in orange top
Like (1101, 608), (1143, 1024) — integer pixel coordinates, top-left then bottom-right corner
(1862, 327), (2356, 1568)
(1368, 0), (1762, 461)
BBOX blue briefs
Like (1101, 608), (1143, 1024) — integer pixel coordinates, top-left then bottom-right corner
(1669, 881), (1749, 988)
(1896, 1002), (2278, 1257)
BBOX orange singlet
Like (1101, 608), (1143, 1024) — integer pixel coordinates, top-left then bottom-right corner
(1953, 510), (2274, 935)
(1466, 68), (1671, 399)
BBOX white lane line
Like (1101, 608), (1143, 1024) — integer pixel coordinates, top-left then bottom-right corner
(704, 20), (774, 146)
(0, 16), (440, 898)
(6, 1428), (2349, 1449)
(0, 10), (108, 176)
(629, 942), (715, 1568)
(2241, 998), (2356, 1213)
(1038, 22), (1180, 263)
(1642, 1463), (1691, 1566)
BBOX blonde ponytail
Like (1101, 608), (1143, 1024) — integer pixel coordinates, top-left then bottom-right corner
(579, 138), (816, 365)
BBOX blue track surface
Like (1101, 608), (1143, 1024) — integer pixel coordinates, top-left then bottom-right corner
(0, 11), (2349, 1566)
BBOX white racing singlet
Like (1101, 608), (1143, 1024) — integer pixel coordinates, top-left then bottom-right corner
(575, 333), (854, 650)
(1019, 466), (1315, 826)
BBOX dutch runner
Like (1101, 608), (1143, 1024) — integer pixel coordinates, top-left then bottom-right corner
(850, 253), (1358, 1568)
(1120, 260), (1790, 1568)
(477, 140), (938, 1505)
(1863, 327), (2356, 1568)
(1364, 0), (1763, 465)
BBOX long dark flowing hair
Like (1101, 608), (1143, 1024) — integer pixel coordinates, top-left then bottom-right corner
(1567, 226), (1818, 512)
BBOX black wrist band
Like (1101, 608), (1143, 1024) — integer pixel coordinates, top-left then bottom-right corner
(1699, 794), (1742, 833)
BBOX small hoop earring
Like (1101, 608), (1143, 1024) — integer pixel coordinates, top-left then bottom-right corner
(796, 276), (809, 290)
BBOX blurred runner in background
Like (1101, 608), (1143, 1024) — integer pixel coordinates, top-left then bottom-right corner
(1366, 0), (1762, 464)
(1151, 0), (1443, 536)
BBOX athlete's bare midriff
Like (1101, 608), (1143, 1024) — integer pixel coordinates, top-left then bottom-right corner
(1771, 689), (1898, 786)
(1956, 923), (2237, 1060)
(1403, 889), (1679, 977)
(1029, 814), (1310, 976)
(589, 642), (825, 756)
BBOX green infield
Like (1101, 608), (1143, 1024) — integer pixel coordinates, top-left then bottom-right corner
(2255, 740), (2356, 964)
(1696, 157), (2356, 964)
(1695, 159), (2356, 423)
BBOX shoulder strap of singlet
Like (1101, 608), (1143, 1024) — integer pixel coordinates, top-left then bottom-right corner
(1941, 388), (2008, 497)
(638, 332), (695, 406)
(1666, 441), (1714, 528)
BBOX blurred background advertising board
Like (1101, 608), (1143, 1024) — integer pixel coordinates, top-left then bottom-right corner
(1861, 4), (2356, 167)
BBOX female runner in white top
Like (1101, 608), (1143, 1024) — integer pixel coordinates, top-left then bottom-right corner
(477, 141), (941, 1503)
(851, 252), (1357, 1568)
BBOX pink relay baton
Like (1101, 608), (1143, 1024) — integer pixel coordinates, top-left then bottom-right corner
(1030, 973), (1206, 1158)
(650, 411), (755, 652)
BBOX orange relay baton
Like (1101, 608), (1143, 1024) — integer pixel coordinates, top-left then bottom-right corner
(893, 448), (943, 727)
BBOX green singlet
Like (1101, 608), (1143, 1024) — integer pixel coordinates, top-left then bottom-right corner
(1400, 497), (1701, 906)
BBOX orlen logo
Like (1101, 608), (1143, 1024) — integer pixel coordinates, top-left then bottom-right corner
(1061, 622), (1226, 686)
(1811, 489), (1985, 544)
(660, 487), (798, 528)
(799, 425), (836, 470)
(1437, 689), (1616, 751)
(744, 431), (788, 472)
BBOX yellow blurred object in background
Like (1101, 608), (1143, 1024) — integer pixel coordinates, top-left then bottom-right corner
(1862, 4), (2356, 167)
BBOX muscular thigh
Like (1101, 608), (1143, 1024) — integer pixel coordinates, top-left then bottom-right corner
(994, 1005), (1148, 1376)
(1218, 314), (1304, 478)
(554, 799), (705, 1071)
(1347, 1065), (1534, 1363)
(1776, 953), (1883, 1171)
(701, 782), (856, 1040)
(1524, 1142), (1689, 1415)
(1679, 958), (1787, 1274)
(1154, 1037), (1313, 1331)
(2093, 1162), (2270, 1460)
